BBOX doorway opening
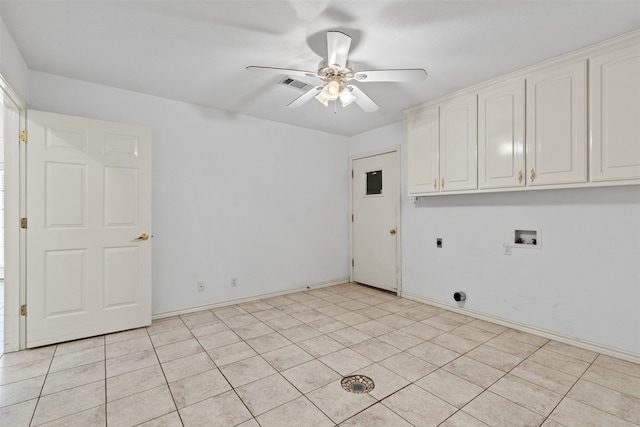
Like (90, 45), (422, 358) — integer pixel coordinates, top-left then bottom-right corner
(0, 94), (4, 355)
(0, 74), (26, 356)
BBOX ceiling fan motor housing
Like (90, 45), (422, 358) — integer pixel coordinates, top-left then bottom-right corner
(317, 59), (354, 82)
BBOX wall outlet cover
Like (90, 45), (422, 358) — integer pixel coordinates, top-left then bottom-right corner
(503, 243), (512, 255)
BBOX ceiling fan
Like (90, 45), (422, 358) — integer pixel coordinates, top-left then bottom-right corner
(246, 31), (427, 112)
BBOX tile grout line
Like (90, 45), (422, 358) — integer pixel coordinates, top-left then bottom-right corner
(146, 317), (188, 426)
(539, 356), (640, 426)
(217, 293), (363, 425)
(387, 320), (503, 421)
(452, 332), (549, 425)
(29, 342), (95, 426)
(536, 352), (597, 427)
(191, 308), (263, 425)
(28, 344), (57, 427)
(229, 304), (342, 425)
(102, 335), (108, 427)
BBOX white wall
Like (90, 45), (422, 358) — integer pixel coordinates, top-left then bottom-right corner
(29, 71), (350, 314)
(349, 122), (640, 357)
(19, 50), (640, 358)
(0, 15), (28, 102)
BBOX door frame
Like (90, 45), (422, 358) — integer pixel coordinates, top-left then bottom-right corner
(1, 73), (27, 353)
(349, 146), (402, 295)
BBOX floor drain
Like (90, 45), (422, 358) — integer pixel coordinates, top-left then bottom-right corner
(341, 375), (375, 394)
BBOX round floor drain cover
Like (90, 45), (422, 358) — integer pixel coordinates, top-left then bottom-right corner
(341, 375), (375, 394)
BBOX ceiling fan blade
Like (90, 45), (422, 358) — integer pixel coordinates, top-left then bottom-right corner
(353, 69), (427, 82)
(327, 31), (351, 69)
(287, 85), (323, 108)
(246, 66), (317, 79)
(347, 85), (379, 112)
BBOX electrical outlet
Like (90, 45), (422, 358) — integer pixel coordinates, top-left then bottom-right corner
(231, 277), (237, 287)
(503, 243), (512, 256)
(197, 281), (205, 292)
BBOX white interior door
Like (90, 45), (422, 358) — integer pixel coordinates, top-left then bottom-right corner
(352, 150), (399, 292)
(26, 111), (152, 348)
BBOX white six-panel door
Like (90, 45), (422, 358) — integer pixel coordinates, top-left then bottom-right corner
(26, 111), (152, 347)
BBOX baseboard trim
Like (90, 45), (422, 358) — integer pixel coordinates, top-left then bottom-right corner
(152, 278), (350, 321)
(401, 291), (640, 365)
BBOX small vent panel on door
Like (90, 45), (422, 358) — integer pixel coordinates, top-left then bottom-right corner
(366, 170), (382, 195)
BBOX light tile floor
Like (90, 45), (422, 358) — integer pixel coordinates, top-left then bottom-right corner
(1, 282), (639, 426)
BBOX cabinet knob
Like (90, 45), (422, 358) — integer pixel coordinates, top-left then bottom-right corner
(518, 170), (523, 184)
(530, 168), (535, 183)
(434, 178), (437, 190)
(441, 177), (445, 189)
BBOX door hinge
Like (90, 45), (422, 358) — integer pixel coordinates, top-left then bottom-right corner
(351, 259), (354, 267)
(20, 218), (28, 229)
(351, 170), (354, 178)
(20, 304), (27, 316)
(351, 214), (354, 222)
(20, 130), (28, 142)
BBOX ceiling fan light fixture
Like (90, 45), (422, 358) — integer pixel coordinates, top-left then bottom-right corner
(248, 31), (426, 112)
(339, 86), (356, 107)
(315, 90), (331, 106)
(323, 80), (341, 100)
(316, 79), (343, 107)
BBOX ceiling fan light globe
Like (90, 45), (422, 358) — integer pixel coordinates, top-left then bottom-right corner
(315, 92), (330, 106)
(339, 88), (356, 107)
(322, 81), (341, 100)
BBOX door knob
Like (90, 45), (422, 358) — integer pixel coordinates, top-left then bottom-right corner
(136, 233), (149, 241)
(390, 229), (396, 235)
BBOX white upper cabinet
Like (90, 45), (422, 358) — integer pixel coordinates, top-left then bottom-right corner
(526, 61), (587, 186)
(439, 94), (477, 192)
(407, 106), (440, 194)
(478, 79), (525, 189)
(405, 31), (640, 196)
(590, 43), (640, 181)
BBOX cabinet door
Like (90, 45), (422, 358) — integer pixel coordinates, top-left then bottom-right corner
(407, 106), (439, 194)
(590, 44), (640, 181)
(478, 79), (525, 189)
(439, 94), (477, 191)
(526, 61), (587, 186)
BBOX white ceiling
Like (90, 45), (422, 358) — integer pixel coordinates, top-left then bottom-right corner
(2, 1), (640, 136)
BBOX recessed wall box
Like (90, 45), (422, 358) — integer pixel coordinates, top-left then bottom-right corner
(513, 228), (541, 249)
